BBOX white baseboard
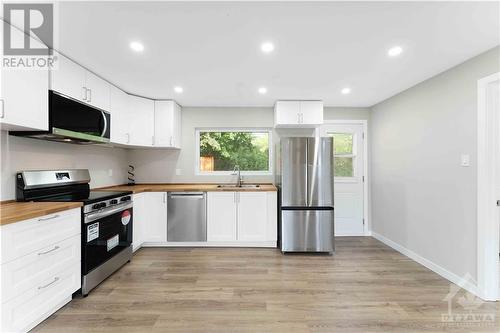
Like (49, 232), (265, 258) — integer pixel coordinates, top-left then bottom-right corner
(141, 241), (277, 248)
(371, 232), (479, 297)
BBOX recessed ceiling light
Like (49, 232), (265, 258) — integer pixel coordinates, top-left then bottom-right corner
(387, 46), (403, 57)
(258, 87), (268, 94)
(129, 41), (144, 52)
(341, 87), (351, 95)
(174, 86), (183, 94)
(260, 42), (275, 53)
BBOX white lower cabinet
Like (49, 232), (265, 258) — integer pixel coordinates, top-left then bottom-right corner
(207, 191), (277, 245)
(141, 192), (167, 243)
(0, 209), (81, 333)
(207, 192), (237, 241)
(132, 193), (145, 251)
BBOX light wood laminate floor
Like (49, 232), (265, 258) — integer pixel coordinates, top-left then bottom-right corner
(33, 237), (500, 332)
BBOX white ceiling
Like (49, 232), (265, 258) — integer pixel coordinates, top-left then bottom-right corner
(57, 1), (500, 107)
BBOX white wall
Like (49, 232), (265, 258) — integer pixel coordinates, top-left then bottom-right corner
(370, 46), (500, 282)
(128, 106), (370, 184)
(0, 131), (128, 200)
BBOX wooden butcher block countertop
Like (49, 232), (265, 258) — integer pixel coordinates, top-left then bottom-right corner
(0, 201), (82, 226)
(97, 183), (278, 194)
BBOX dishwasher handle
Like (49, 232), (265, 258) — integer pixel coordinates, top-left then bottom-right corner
(168, 192), (206, 199)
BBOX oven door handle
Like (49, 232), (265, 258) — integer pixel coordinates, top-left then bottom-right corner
(84, 202), (133, 224)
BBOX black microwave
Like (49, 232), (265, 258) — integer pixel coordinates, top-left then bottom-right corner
(10, 90), (111, 144)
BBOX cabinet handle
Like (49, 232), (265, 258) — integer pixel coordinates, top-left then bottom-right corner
(38, 245), (60, 256)
(82, 87), (88, 101)
(300, 113), (303, 124)
(38, 277), (59, 290)
(126, 133), (130, 144)
(297, 113), (300, 124)
(152, 135), (155, 146)
(0, 99), (4, 118)
(170, 136), (173, 147)
(38, 214), (60, 221)
(87, 88), (92, 103)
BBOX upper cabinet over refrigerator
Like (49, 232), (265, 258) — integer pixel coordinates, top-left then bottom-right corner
(274, 100), (323, 128)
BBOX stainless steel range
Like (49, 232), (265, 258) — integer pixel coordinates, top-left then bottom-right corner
(16, 169), (133, 296)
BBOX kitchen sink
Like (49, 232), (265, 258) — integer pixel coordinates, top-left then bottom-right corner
(217, 184), (261, 189)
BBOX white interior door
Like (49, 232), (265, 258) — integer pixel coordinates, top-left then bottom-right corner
(321, 123), (365, 236)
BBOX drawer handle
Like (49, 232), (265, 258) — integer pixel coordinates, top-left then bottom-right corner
(38, 277), (59, 290)
(38, 214), (60, 222)
(38, 245), (60, 256)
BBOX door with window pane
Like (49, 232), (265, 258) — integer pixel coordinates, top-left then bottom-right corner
(321, 123), (365, 236)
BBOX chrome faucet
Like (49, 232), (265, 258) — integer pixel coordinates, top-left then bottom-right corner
(232, 165), (242, 187)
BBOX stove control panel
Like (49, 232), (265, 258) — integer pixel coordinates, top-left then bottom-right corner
(84, 194), (133, 214)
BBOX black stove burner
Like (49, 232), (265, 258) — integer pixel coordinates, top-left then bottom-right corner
(37, 190), (132, 205)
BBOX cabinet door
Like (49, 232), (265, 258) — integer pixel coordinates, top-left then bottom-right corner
(110, 85), (130, 145)
(50, 51), (86, 102)
(237, 192), (268, 241)
(153, 100), (174, 147)
(142, 192), (168, 243)
(300, 101), (323, 125)
(207, 192), (237, 241)
(172, 102), (182, 148)
(129, 95), (154, 146)
(0, 25), (48, 131)
(85, 71), (110, 111)
(275, 101), (300, 125)
(132, 194), (144, 251)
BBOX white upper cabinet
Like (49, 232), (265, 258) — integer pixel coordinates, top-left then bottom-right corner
(0, 24), (49, 131)
(128, 95), (155, 146)
(274, 100), (323, 127)
(154, 100), (182, 148)
(50, 51), (110, 111)
(85, 71), (110, 111)
(50, 51), (87, 102)
(110, 85), (131, 145)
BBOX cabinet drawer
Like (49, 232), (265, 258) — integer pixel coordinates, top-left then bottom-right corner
(1, 234), (80, 303)
(1, 264), (80, 333)
(0, 208), (80, 264)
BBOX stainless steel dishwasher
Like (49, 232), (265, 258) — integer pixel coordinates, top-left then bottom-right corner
(167, 192), (207, 241)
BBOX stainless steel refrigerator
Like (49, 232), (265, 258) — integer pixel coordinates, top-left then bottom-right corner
(277, 137), (334, 253)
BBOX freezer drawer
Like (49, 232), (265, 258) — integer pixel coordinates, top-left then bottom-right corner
(281, 209), (334, 253)
(167, 192), (207, 242)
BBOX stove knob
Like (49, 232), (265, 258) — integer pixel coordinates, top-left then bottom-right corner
(99, 202), (107, 209)
(110, 199), (118, 205)
(120, 196), (131, 202)
(92, 203), (100, 210)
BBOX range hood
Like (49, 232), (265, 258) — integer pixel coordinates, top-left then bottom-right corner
(10, 90), (111, 145)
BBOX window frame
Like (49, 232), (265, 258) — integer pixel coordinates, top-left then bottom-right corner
(195, 128), (273, 176)
(329, 131), (358, 182)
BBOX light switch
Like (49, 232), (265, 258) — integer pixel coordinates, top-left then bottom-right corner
(108, 169), (113, 177)
(460, 154), (470, 167)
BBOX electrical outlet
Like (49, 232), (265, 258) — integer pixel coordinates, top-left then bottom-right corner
(108, 169), (113, 177)
(176, 168), (182, 176)
(460, 154), (470, 167)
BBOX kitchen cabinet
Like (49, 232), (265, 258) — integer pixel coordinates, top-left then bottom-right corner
(110, 85), (132, 145)
(50, 51), (110, 112)
(132, 193), (145, 251)
(274, 100), (323, 127)
(207, 192), (237, 241)
(0, 208), (81, 333)
(141, 192), (168, 243)
(154, 100), (182, 148)
(0, 24), (49, 131)
(207, 191), (277, 244)
(128, 95), (155, 146)
(237, 192), (268, 241)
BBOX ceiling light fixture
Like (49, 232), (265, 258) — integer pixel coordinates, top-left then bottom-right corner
(341, 87), (351, 95)
(258, 87), (268, 94)
(174, 86), (183, 94)
(129, 41), (144, 52)
(387, 46), (403, 57)
(260, 42), (275, 53)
